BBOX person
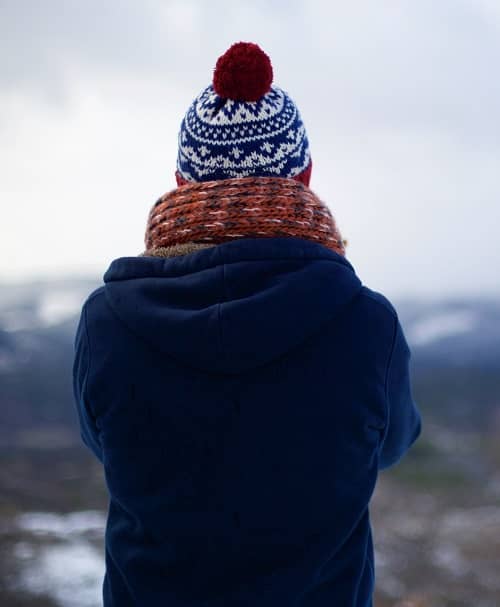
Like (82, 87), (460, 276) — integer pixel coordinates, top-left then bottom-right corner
(73, 41), (422, 607)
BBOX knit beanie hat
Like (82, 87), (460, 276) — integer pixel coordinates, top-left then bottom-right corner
(175, 42), (312, 186)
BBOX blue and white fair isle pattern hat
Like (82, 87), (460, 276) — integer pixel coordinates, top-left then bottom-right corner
(176, 42), (312, 185)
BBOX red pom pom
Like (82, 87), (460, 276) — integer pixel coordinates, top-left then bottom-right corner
(213, 42), (273, 102)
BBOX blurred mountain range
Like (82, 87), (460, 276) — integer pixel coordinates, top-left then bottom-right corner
(1, 276), (499, 446)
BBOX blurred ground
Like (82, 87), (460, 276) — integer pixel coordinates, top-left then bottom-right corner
(1, 420), (499, 606)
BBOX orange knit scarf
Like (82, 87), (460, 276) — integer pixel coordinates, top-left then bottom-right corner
(143, 177), (347, 257)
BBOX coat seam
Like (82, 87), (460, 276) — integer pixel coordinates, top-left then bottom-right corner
(82, 301), (98, 425)
(217, 260), (226, 361)
(381, 314), (399, 450)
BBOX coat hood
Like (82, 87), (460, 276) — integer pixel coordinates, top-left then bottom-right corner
(103, 236), (363, 375)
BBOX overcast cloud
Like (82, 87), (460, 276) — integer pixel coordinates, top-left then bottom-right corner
(1, 0), (499, 298)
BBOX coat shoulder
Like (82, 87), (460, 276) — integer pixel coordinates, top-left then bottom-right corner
(80, 286), (107, 324)
(84, 285), (106, 305)
(357, 285), (398, 321)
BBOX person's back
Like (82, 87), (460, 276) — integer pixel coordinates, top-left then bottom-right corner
(73, 42), (422, 607)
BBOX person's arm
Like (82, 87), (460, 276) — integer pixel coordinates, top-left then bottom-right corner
(378, 314), (422, 470)
(72, 301), (103, 463)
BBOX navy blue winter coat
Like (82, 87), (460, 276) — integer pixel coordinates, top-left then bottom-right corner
(73, 235), (422, 606)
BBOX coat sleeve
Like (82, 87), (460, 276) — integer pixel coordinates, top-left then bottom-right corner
(72, 300), (103, 463)
(378, 314), (422, 470)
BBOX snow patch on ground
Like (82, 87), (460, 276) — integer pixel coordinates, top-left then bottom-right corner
(14, 540), (104, 607)
(16, 510), (106, 537)
(12, 510), (106, 607)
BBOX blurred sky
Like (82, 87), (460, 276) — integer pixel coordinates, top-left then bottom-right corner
(1, 0), (499, 298)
